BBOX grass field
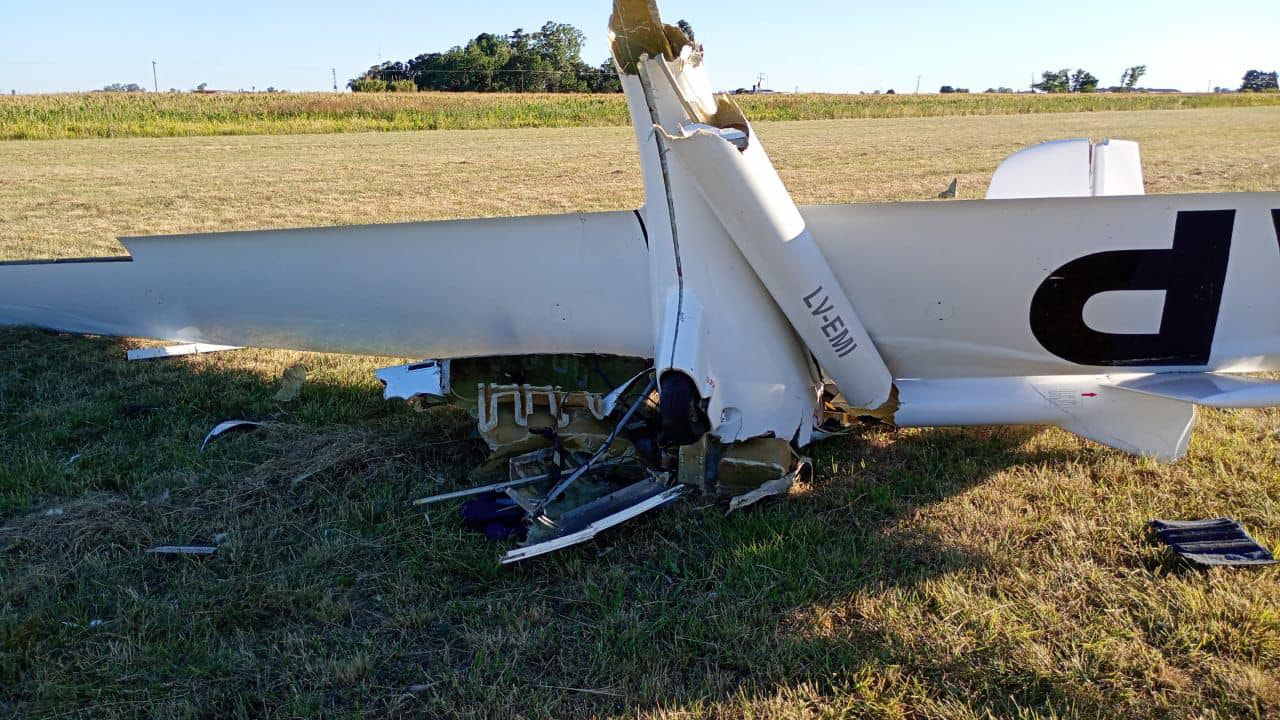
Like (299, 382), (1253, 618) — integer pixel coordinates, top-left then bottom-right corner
(3, 90), (1280, 140)
(2, 107), (1279, 718)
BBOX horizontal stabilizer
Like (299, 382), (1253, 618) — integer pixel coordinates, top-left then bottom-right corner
(895, 375), (1197, 462)
(1113, 373), (1280, 409)
(1057, 385), (1195, 462)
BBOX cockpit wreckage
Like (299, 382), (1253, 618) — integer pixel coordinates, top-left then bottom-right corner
(4, 1), (1280, 563)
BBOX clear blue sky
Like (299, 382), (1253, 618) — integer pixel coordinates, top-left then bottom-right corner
(2, 1), (1276, 94)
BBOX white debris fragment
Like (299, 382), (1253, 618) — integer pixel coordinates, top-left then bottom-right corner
(726, 461), (810, 515)
(377, 360), (450, 402)
(502, 484), (686, 565)
(727, 475), (795, 515)
(149, 546), (218, 556)
(200, 420), (265, 451)
(127, 344), (242, 362)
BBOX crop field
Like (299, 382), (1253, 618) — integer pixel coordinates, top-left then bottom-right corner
(2, 90), (1280, 140)
(1, 106), (1279, 718)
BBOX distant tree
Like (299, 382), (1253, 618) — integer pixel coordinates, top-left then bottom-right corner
(1240, 69), (1279, 92)
(100, 83), (145, 93)
(885, 88), (895, 94)
(196, 82), (208, 92)
(349, 77), (387, 92)
(939, 85), (955, 93)
(676, 19), (696, 41)
(1070, 69), (1099, 93)
(587, 58), (623, 93)
(1033, 69), (1070, 93)
(1120, 65), (1147, 90)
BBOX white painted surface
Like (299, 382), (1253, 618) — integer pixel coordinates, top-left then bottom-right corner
(1092, 139), (1145, 196)
(987, 138), (1146, 199)
(987, 139), (1093, 199)
(896, 374), (1196, 461)
(622, 62), (820, 445)
(662, 117), (893, 412)
(0, 212), (653, 360)
(1082, 290), (1166, 335)
(803, 193), (1280, 378)
(4, 194), (1278, 386)
(1115, 373), (1280, 409)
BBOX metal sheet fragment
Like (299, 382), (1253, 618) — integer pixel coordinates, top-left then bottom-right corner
(377, 360), (451, 402)
(412, 460), (632, 507)
(149, 546), (218, 556)
(502, 482), (686, 564)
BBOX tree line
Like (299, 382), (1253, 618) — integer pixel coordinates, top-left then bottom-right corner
(349, 22), (629, 93)
(1030, 66), (1141, 93)
(1028, 66), (1277, 93)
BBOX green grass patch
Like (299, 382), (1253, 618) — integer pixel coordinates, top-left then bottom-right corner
(2, 329), (1277, 718)
(1, 111), (1278, 718)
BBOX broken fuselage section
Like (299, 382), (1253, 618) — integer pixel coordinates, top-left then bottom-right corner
(398, 2), (890, 561)
(386, 353), (816, 563)
(383, 0), (1280, 561)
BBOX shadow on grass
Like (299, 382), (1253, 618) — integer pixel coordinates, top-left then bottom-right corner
(0, 328), (1105, 719)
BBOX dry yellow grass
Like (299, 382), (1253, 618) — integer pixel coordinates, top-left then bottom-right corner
(1, 106), (1278, 260)
(2, 107), (1279, 719)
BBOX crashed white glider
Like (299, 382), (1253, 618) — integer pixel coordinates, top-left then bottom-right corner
(3, 0), (1280, 560)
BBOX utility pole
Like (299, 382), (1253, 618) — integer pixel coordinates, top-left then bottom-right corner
(915, 75), (922, 94)
(332, 68), (338, 92)
(152, 60), (158, 93)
